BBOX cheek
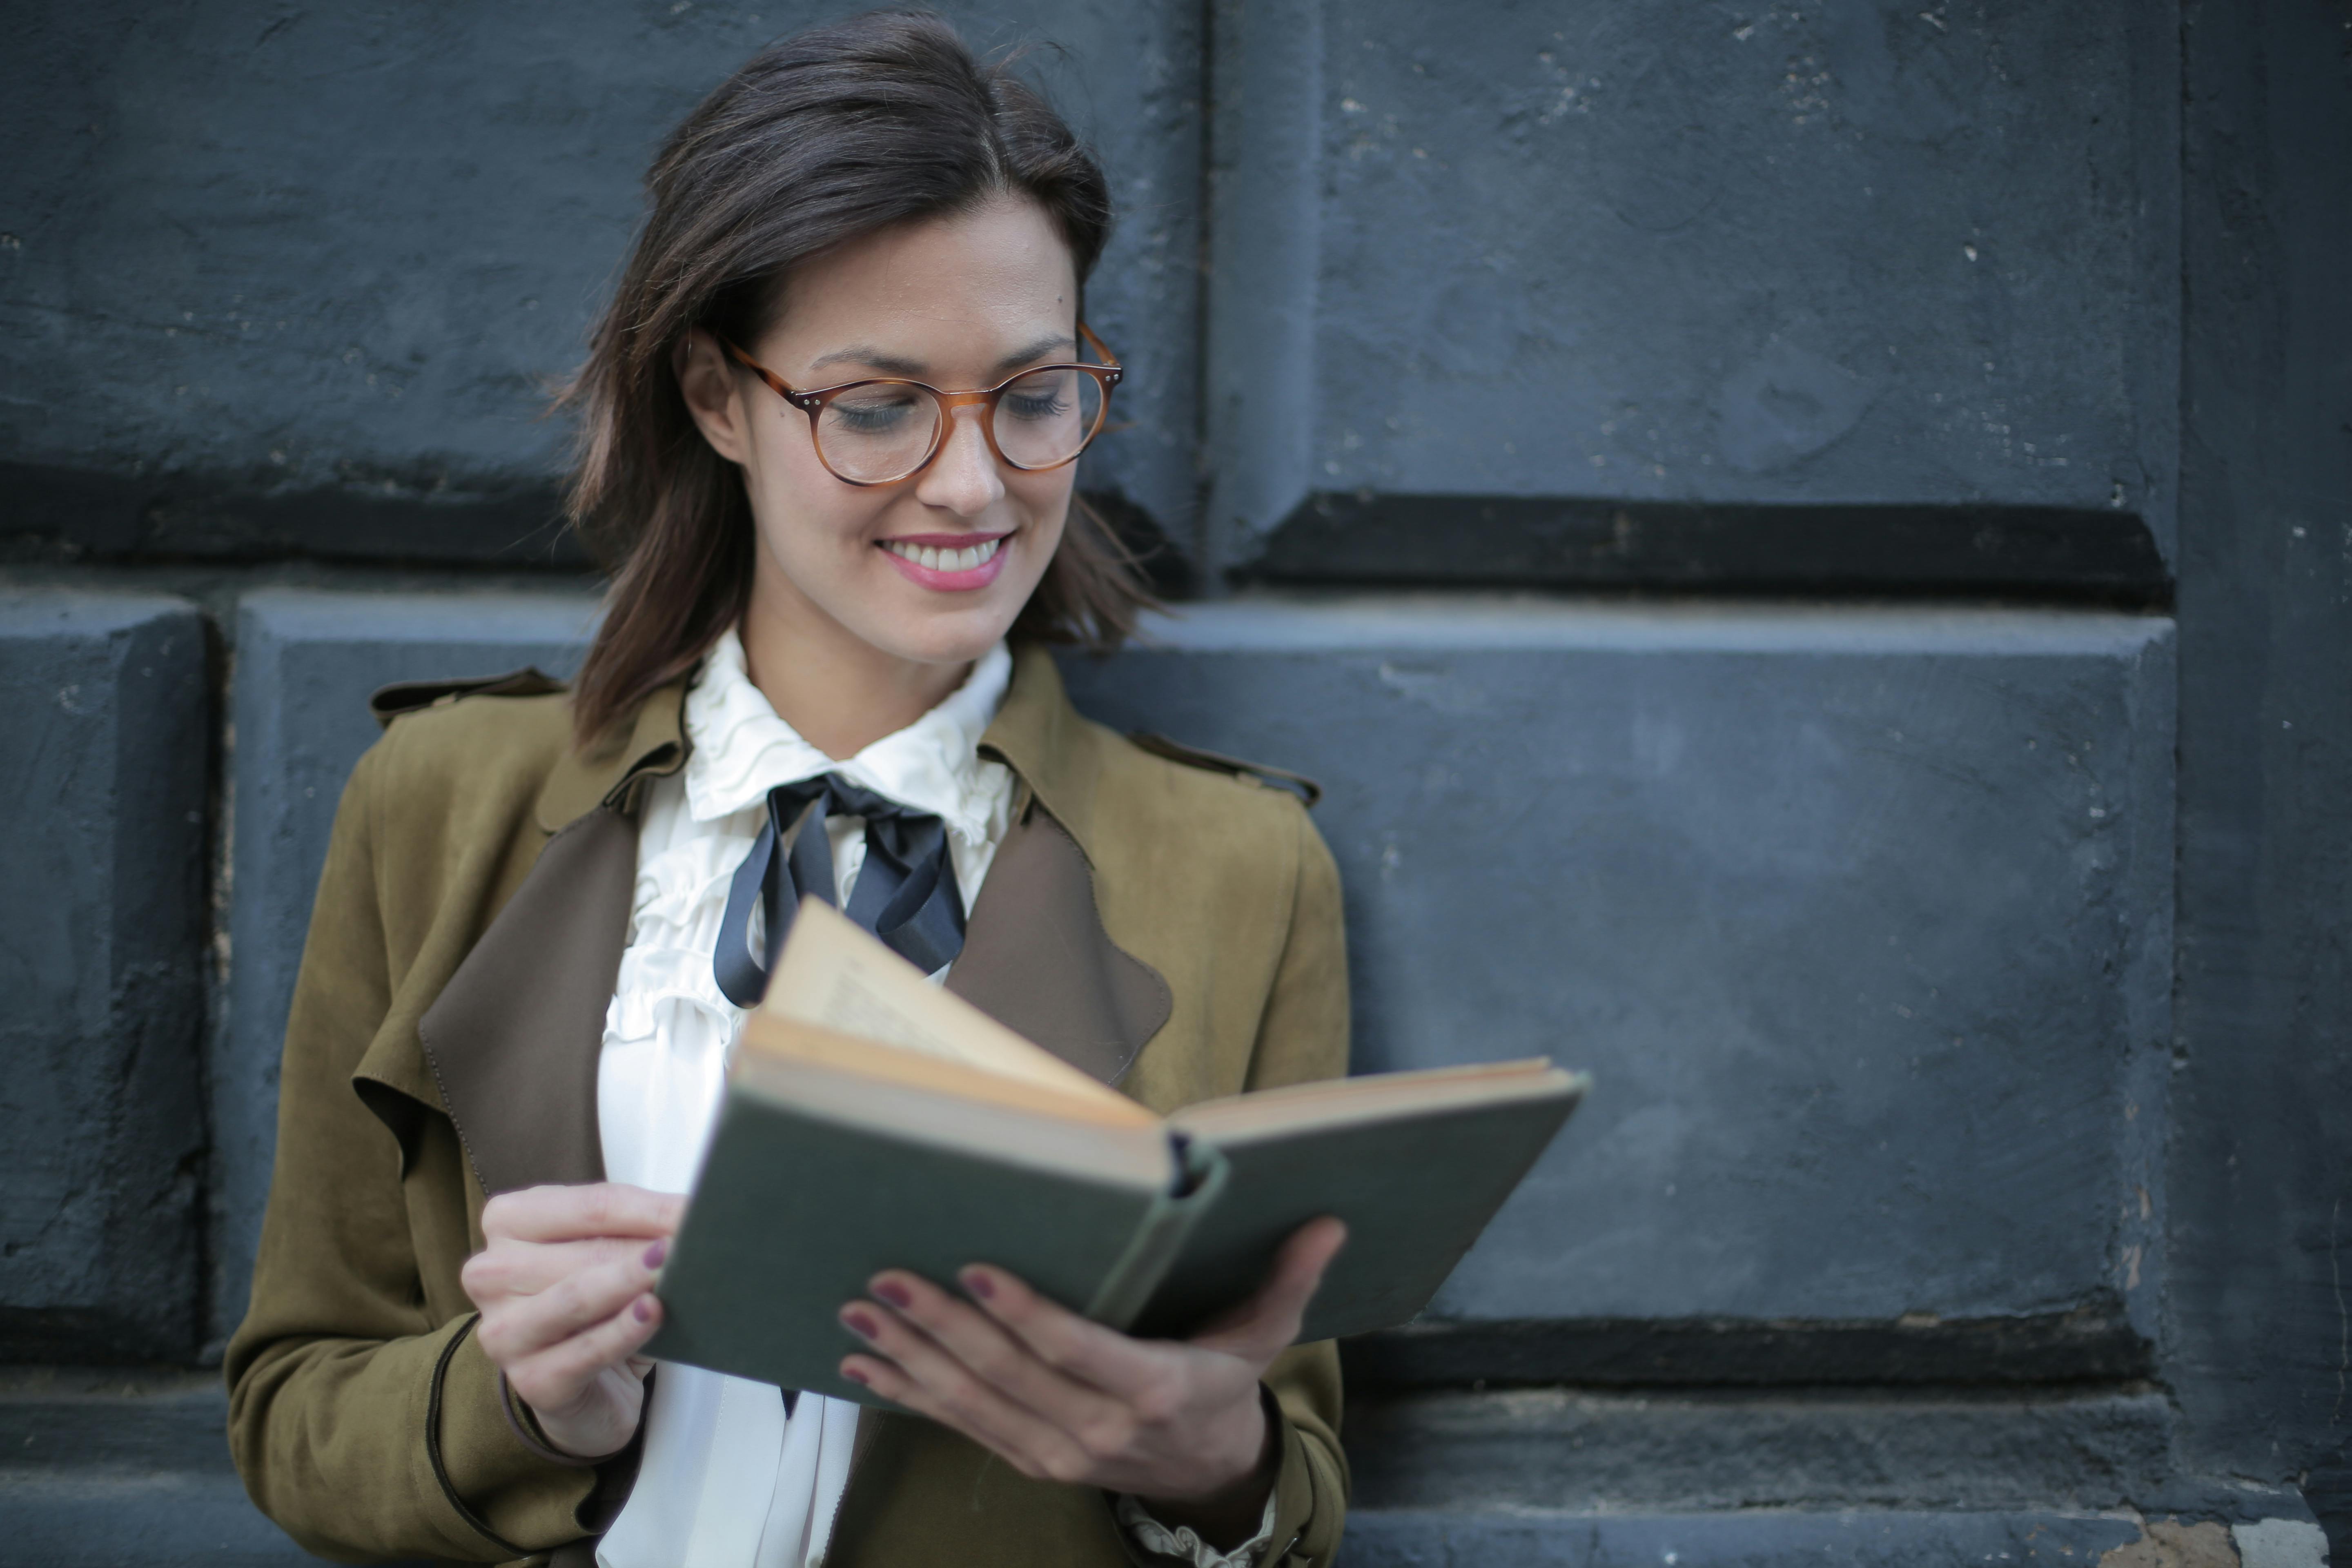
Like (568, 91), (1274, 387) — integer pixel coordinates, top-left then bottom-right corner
(747, 420), (882, 557)
(1009, 472), (1074, 569)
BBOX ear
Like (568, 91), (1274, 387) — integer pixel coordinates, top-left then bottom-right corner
(675, 327), (753, 466)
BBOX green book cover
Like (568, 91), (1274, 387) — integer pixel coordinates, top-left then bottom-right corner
(647, 1050), (1583, 1406)
(1140, 1085), (1583, 1343)
(645, 1067), (1189, 1405)
(644, 900), (1585, 1407)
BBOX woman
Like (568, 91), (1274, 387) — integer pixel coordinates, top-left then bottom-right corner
(225, 12), (1351, 1568)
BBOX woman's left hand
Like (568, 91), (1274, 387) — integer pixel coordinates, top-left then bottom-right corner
(838, 1216), (1346, 1539)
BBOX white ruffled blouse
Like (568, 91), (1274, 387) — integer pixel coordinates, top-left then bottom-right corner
(592, 628), (1271, 1568)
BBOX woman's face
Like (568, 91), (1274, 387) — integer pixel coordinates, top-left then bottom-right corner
(678, 195), (1083, 671)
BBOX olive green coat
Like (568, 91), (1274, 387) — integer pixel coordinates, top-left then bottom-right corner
(224, 646), (1351, 1567)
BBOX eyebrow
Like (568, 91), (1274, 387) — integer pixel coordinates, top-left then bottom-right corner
(804, 332), (1078, 382)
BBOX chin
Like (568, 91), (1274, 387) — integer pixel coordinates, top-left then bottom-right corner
(862, 601), (1025, 668)
(851, 558), (1050, 666)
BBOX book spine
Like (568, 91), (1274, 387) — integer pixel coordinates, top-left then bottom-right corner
(1084, 1138), (1232, 1330)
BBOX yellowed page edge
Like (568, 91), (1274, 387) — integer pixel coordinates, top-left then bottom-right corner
(730, 1049), (1174, 1190)
(762, 898), (1133, 1108)
(737, 1012), (1160, 1129)
(1169, 1060), (1582, 1143)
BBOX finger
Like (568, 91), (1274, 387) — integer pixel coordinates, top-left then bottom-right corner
(478, 1250), (660, 1366)
(508, 1293), (664, 1419)
(866, 1270), (1131, 1427)
(462, 1236), (667, 1305)
(481, 1183), (686, 1245)
(841, 1351), (998, 1443)
(837, 1300), (1094, 1485)
(1189, 1216), (1348, 1364)
(948, 1264), (1174, 1403)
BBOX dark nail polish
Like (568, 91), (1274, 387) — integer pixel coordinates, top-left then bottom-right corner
(842, 1365), (870, 1386)
(842, 1308), (880, 1339)
(633, 1296), (652, 1323)
(642, 1240), (668, 1269)
(960, 1268), (996, 1301)
(873, 1279), (913, 1310)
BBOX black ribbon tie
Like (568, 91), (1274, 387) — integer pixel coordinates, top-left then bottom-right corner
(713, 772), (967, 1007)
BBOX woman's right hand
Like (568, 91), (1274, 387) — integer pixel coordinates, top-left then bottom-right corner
(461, 1183), (686, 1461)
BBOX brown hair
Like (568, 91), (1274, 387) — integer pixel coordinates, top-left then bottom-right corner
(561, 9), (1154, 745)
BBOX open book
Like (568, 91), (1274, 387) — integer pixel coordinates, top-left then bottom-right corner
(646, 900), (1585, 1405)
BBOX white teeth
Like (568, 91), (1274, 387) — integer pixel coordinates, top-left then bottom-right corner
(886, 537), (1003, 572)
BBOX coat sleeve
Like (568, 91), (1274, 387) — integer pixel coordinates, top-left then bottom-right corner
(1248, 802), (1353, 1567)
(223, 739), (609, 1561)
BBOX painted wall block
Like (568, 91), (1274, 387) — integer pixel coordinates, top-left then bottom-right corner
(1, 2), (1200, 562)
(1060, 599), (2176, 1325)
(1205, 0), (2180, 585)
(1341, 1510), (2146, 1568)
(0, 593), (210, 1360)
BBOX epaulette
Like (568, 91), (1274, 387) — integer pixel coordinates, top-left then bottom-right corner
(1125, 731), (1322, 807)
(368, 667), (567, 730)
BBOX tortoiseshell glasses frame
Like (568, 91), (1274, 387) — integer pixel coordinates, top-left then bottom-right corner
(717, 322), (1123, 487)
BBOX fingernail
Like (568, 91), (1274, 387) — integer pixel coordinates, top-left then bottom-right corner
(873, 1279), (913, 1310)
(842, 1308), (880, 1339)
(643, 1240), (668, 1269)
(633, 1296), (652, 1323)
(842, 1364), (871, 1387)
(960, 1267), (996, 1301)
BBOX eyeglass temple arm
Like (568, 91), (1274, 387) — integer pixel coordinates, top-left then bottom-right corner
(717, 336), (802, 401)
(1078, 321), (1120, 377)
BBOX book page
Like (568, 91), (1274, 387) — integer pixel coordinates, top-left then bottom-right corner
(762, 899), (1136, 1109)
(1170, 1060), (1584, 1143)
(732, 1037), (1168, 1175)
(739, 1013), (1158, 1128)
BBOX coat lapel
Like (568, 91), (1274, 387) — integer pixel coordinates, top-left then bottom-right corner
(412, 683), (686, 1197)
(944, 798), (1171, 1086)
(945, 648), (1172, 1087)
(417, 805), (638, 1194)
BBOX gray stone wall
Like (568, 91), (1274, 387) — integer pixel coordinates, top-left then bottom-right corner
(1203, 0), (2178, 594)
(1064, 603), (2175, 1338)
(2171, 0), (2352, 1537)
(2, 0), (1203, 560)
(0, 597), (209, 1363)
(2, 2), (2345, 1565)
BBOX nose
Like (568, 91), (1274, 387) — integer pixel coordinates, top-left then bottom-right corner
(913, 404), (1006, 517)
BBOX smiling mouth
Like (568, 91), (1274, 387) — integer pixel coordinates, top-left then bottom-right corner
(881, 536), (1004, 572)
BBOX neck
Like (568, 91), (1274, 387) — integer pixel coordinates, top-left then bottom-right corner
(737, 570), (970, 761)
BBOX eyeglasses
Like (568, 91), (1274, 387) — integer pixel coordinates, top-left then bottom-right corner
(719, 324), (1123, 487)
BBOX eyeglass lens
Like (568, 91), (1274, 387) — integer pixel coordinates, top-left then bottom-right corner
(815, 367), (1105, 483)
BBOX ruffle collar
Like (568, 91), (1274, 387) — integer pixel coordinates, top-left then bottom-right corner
(681, 627), (1011, 845)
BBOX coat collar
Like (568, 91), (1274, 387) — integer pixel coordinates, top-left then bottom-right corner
(414, 644), (1169, 1198)
(535, 679), (689, 832)
(976, 645), (1104, 859)
(533, 644), (1074, 839)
